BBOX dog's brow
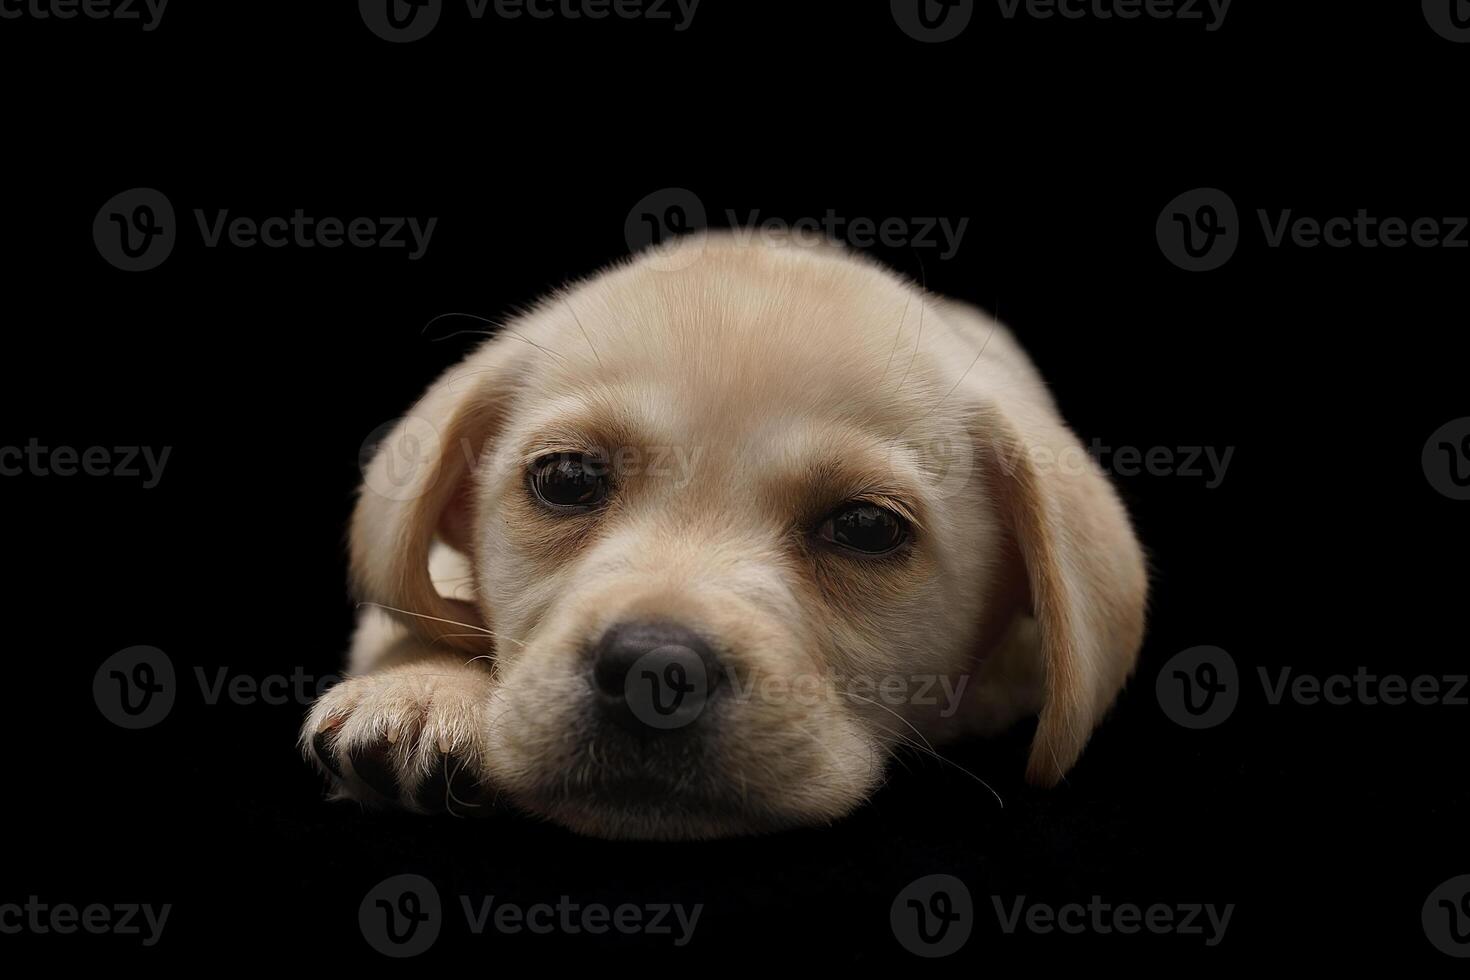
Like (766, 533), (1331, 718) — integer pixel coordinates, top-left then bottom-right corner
(771, 436), (929, 529)
(517, 395), (664, 465)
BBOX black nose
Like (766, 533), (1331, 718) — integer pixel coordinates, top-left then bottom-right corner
(590, 620), (723, 733)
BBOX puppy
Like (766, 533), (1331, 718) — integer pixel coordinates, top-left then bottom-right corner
(301, 233), (1147, 839)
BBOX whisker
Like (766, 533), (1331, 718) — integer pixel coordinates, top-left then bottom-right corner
(902, 322), (997, 437)
(896, 293), (925, 393)
(843, 692), (937, 756)
(881, 292), (913, 383)
(444, 756), (485, 819)
(893, 246), (931, 395)
(868, 722), (1005, 810)
(499, 328), (568, 362)
(356, 601), (526, 648)
(420, 310), (505, 343)
(562, 295), (604, 369)
(421, 310), (501, 333)
(419, 311), (568, 363)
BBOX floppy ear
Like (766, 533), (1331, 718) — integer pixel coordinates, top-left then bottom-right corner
(975, 401), (1148, 786)
(350, 340), (525, 653)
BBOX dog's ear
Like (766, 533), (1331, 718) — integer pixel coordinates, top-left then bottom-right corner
(350, 339), (525, 653)
(974, 401), (1148, 786)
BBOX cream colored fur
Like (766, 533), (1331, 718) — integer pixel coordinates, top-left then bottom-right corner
(301, 234), (1148, 838)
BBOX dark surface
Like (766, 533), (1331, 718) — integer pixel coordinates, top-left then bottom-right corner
(2, 0), (1466, 966)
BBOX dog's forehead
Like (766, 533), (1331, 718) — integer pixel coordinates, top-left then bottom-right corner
(519, 245), (960, 446)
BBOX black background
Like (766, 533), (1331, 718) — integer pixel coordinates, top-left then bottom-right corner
(1, 0), (1466, 967)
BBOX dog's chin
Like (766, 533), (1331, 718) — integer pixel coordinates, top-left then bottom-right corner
(495, 741), (857, 841)
(513, 790), (805, 841)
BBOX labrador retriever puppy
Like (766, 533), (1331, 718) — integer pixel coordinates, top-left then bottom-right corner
(301, 233), (1147, 839)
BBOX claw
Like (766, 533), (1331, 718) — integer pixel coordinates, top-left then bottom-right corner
(348, 741), (402, 801)
(311, 720), (346, 779)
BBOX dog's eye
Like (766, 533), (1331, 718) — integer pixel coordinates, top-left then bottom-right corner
(530, 453), (608, 511)
(818, 503), (909, 555)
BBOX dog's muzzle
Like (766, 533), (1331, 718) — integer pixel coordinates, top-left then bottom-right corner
(588, 619), (726, 736)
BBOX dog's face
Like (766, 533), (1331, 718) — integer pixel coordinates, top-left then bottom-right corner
(352, 236), (1146, 839)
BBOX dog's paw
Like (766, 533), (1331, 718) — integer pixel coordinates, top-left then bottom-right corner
(301, 656), (497, 816)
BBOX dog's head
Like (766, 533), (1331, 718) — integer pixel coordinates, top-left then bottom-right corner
(352, 235), (1146, 839)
